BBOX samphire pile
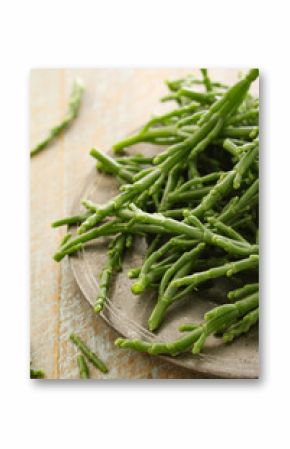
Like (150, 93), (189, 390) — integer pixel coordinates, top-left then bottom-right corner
(52, 69), (259, 357)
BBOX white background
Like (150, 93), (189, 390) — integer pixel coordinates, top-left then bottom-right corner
(0, 0), (289, 447)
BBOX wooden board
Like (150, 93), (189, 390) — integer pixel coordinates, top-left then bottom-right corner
(30, 68), (258, 379)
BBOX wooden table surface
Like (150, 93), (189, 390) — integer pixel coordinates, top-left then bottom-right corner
(30, 68), (256, 379)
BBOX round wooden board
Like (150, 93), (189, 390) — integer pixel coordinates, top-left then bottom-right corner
(69, 144), (259, 379)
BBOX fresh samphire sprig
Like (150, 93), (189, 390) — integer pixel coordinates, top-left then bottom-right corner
(70, 334), (108, 374)
(30, 79), (84, 157)
(30, 365), (45, 379)
(94, 234), (127, 313)
(115, 291), (259, 356)
(77, 354), (90, 379)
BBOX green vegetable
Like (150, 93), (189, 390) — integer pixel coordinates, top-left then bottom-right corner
(200, 68), (212, 92)
(172, 255), (258, 289)
(91, 148), (133, 183)
(70, 334), (108, 374)
(148, 243), (205, 331)
(30, 368), (45, 379)
(30, 79), (84, 157)
(52, 69), (259, 359)
(227, 283), (259, 300)
(115, 292), (259, 355)
(73, 70), (258, 236)
(60, 232), (72, 246)
(223, 307), (259, 342)
(77, 355), (90, 379)
(77, 169), (161, 234)
(192, 292), (259, 354)
(131, 239), (174, 294)
(218, 179), (259, 223)
(51, 211), (91, 228)
(30, 361), (44, 379)
(206, 217), (248, 243)
(94, 235), (126, 313)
